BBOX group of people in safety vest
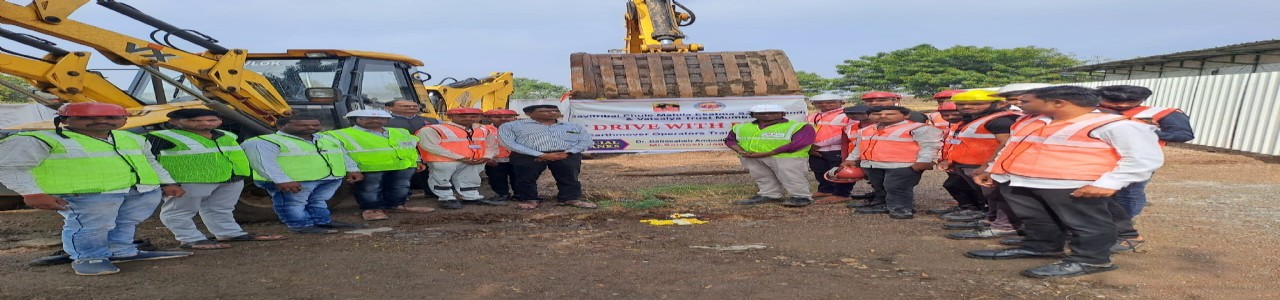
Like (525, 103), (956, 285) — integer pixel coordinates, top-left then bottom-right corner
(728, 83), (1193, 278)
(0, 102), (597, 276)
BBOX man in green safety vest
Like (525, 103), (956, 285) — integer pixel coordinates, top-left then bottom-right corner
(724, 104), (817, 207)
(242, 115), (365, 234)
(323, 109), (435, 221)
(0, 103), (192, 276)
(147, 109), (287, 250)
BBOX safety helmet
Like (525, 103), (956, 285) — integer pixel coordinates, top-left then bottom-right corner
(823, 166), (865, 183)
(445, 107), (485, 115)
(937, 102), (958, 111)
(932, 89), (966, 99)
(344, 109), (393, 118)
(483, 109), (519, 116)
(749, 104), (787, 113)
(57, 102), (129, 117)
(994, 83), (1053, 97)
(950, 90), (1004, 103)
(860, 91), (901, 100)
(809, 93), (845, 102)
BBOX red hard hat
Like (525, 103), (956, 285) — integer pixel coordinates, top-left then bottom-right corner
(937, 102), (958, 111)
(860, 91), (901, 100)
(445, 107), (484, 115)
(823, 166), (865, 183)
(483, 109), (519, 116)
(932, 89), (966, 99)
(57, 102), (129, 117)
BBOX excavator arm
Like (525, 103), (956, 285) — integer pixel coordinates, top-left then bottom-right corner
(624, 0), (702, 53)
(0, 0), (291, 128)
(420, 72), (513, 118)
(0, 26), (141, 108)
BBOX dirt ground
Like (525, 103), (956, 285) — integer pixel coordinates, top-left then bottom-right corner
(2, 147), (1278, 299)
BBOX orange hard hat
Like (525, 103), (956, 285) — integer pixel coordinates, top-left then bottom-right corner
(483, 109), (519, 116)
(57, 102), (129, 117)
(823, 166), (865, 183)
(445, 107), (484, 115)
(860, 91), (901, 100)
(937, 102), (958, 111)
(932, 89), (966, 99)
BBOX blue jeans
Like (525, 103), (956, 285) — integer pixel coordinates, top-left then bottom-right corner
(254, 179), (341, 228)
(1113, 180), (1149, 218)
(353, 168), (415, 210)
(56, 188), (162, 261)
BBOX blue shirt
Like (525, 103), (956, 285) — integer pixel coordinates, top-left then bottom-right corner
(498, 119), (593, 156)
(1154, 111), (1195, 143)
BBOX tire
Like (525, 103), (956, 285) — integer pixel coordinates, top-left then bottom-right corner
(233, 182), (352, 223)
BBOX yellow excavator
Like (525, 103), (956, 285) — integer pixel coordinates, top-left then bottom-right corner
(0, 0), (512, 217)
(569, 0), (800, 99)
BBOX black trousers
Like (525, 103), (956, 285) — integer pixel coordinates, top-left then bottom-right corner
(484, 162), (515, 196)
(510, 153), (583, 202)
(863, 167), (923, 210)
(809, 151), (854, 196)
(409, 170), (436, 198)
(1110, 199), (1140, 239)
(1000, 183), (1115, 265)
(942, 171), (986, 210)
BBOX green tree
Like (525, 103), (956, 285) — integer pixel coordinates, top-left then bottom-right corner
(796, 71), (835, 97)
(0, 74), (36, 103)
(834, 44), (1085, 96)
(512, 77), (568, 99)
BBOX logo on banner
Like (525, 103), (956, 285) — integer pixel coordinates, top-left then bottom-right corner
(695, 102), (726, 112)
(590, 139), (630, 150)
(652, 103), (681, 113)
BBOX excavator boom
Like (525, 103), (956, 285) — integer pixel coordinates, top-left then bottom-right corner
(0, 26), (142, 108)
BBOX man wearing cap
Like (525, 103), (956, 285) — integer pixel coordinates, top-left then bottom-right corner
(726, 104), (816, 207)
(931, 101), (987, 223)
(937, 90), (1024, 240)
(148, 109), (285, 250)
(482, 109), (520, 202)
(841, 106), (943, 219)
(860, 91), (930, 123)
(417, 108), (502, 209)
(806, 93), (853, 204)
(927, 89), (967, 125)
(0, 103), (191, 276)
(498, 105), (596, 210)
(325, 109), (434, 221)
(243, 115), (365, 234)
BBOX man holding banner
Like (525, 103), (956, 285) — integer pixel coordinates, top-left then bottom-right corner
(725, 104), (817, 207)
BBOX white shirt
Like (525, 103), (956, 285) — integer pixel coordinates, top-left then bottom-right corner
(989, 115), (1163, 190)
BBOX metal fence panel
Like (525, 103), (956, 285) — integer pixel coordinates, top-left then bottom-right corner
(1235, 72), (1280, 155)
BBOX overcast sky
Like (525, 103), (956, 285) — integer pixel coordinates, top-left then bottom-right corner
(9, 0), (1279, 88)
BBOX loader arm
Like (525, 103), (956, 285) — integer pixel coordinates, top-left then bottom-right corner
(421, 72), (513, 119)
(0, 0), (291, 127)
(0, 26), (142, 108)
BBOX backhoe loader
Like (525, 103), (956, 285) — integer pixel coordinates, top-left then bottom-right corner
(569, 0), (801, 99)
(0, 0), (512, 220)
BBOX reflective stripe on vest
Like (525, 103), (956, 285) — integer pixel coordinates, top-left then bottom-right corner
(418, 124), (490, 162)
(484, 125), (511, 159)
(856, 122), (926, 163)
(808, 110), (850, 146)
(927, 112), (948, 126)
(990, 113), (1128, 181)
(151, 129), (251, 183)
(944, 111), (1018, 165)
(324, 127), (419, 172)
(248, 134), (346, 182)
(731, 121), (810, 158)
(15, 130), (161, 194)
(1123, 106), (1180, 147)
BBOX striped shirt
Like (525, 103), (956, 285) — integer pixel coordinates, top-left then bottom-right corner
(498, 119), (593, 156)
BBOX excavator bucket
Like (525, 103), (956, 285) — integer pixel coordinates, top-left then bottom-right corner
(569, 50), (801, 100)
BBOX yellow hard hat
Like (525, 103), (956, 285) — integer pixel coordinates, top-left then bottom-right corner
(950, 89), (1004, 102)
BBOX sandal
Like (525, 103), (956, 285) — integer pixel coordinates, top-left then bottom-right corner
(514, 200), (541, 210)
(217, 233), (287, 242)
(180, 240), (231, 250)
(558, 200), (598, 209)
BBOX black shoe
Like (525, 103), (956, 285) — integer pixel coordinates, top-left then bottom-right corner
(780, 197), (813, 207)
(1021, 261), (1118, 278)
(29, 250), (73, 266)
(849, 192), (875, 199)
(854, 205), (889, 214)
(888, 208), (915, 219)
(964, 248), (1065, 260)
(946, 228), (1018, 240)
(942, 221), (988, 230)
(439, 200), (464, 209)
(1109, 238), (1145, 253)
(735, 195), (781, 205)
(289, 226), (338, 234)
(316, 221), (364, 229)
(472, 198), (510, 206)
(846, 200), (885, 208)
(926, 206), (963, 215)
(999, 237), (1025, 246)
(941, 210), (986, 221)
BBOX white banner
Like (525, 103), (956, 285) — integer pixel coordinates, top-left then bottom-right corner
(569, 96), (807, 153)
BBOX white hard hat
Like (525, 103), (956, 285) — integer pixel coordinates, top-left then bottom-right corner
(995, 83), (1054, 96)
(344, 109), (393, 118)
(809, 93), (845, 102)
(749, 104), (788, 113)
